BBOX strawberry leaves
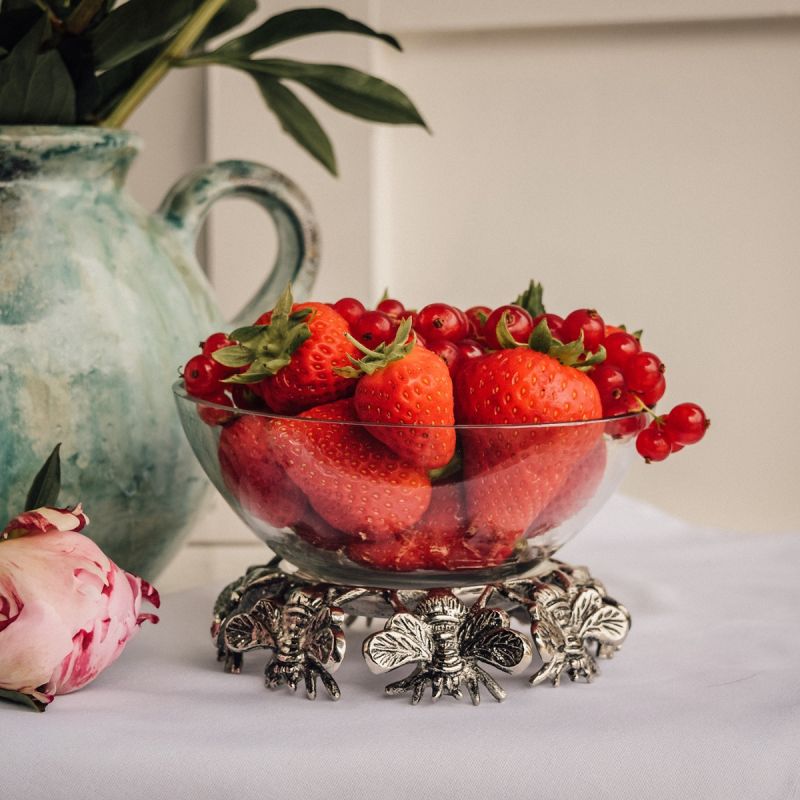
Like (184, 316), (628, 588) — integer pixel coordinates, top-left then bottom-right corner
(513, 279), (545, 318)
(212, 285), (313, 384)
(336, 316), (416, 378)
(496, 315), (606, 372)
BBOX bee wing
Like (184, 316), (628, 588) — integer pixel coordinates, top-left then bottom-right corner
(223, 599), (278, 652)
(461, 610), (532, 675)
(362, 613), (434, 674)
(309, 607), (347, 672)
(579, 602), (630, 646)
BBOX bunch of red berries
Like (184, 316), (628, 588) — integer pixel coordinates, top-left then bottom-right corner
(181, 280), (709, 465)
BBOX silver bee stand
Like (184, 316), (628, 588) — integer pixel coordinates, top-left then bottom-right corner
(212, 557), (631, 705)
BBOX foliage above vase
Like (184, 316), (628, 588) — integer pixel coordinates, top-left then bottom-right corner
(0, 0), (427, 173)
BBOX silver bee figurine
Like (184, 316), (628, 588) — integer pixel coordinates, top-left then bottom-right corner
(223, 588), (347, 700)
(363, 589), (533, 705)
(528, 581), (630, 686)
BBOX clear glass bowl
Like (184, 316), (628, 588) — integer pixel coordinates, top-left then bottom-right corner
(173, 382), (644, 588)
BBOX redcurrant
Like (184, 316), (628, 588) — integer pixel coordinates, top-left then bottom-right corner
(456, 338), (485, 362)
(465, 305), (491, 338)
(604, 331), (641, 368)
(352, 310), (396, 347)
(416, 303), (470, 343)
(231, 384), (263, 410)
(426, 339), (462, 377)
(636, 423), (672, 462)
(625, 351), (665, 394)
(184, 354), (226, 397)
(589, 363), (626, 408)
(638, 374), (666, 407)
(664, 402), (709, 445)
(377, 298), (405, 317)
(197, 391), (234, 426)
(201, 332), (235, 357)
(332, 297), (366, 328)
(561, 309), (605, 352)
(531, 313), (566, 341)
(603, 390), (641, 418)
(484, 305), (534, 349)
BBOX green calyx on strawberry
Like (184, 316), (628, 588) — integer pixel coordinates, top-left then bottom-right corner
(336, 316), (457, 469)
(335, 316), (416, 378)
(512, 279), (546, 317)
(495, 314), (607, 371)
(211, 284), (313, 384)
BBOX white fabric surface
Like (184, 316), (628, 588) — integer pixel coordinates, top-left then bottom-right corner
(4, 494), (800, 800)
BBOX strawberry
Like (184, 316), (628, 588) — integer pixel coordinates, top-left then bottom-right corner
(292, 508), (349, 552)
(336, 318), (456, 469)
(218, 415), (306, 528)
(347, 481), (466, 571)
(267, 398), (431, 539)
(455, 317), (604, 547)
(530, 437), (607, 534)
(212, 285), (359, 414)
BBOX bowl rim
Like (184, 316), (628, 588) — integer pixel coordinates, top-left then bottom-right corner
(173, 380), (646, 432)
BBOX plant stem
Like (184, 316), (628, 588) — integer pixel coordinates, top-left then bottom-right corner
(100, 0), (227, 129)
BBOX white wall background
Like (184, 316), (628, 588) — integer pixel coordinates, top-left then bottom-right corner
(128, 1), (800, 591)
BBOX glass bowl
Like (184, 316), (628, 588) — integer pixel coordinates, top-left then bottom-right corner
(173, 382), (644, 589)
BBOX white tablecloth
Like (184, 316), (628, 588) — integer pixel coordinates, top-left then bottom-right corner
(4, 495), (799, 800)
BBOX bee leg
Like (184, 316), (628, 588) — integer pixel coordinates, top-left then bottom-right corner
(304, 666), (317, 700)
(385, 666), (424, 697)
(475, 666), (507, 703)
(317, 665), (342, 701)
(465, 674), (481, 706)
(223, 651), (243, 674)
(411, 677), (426, 706)
(430, 674), (444, 702)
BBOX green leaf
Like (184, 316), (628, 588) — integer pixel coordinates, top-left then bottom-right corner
(24, 443), (61, 511)
(197, 0), (256, 45)
(212, 344), (253, 368)
(513, 280), (545, 317)
(228, 324), (267, 344)
(211, 56), (427, 128)
(0, 16), (76, 124)
(493, 311), (526, 349)
(0, 688), (47, 712)
(64, 0), (107, 34)
(93, 42), (161, 118)
(250, 75), (336, 175)
(528, 319), (554, 354)
(0, 7), (42, 52)
(89, 0), (198, 70)
(218, 7), (401, 56)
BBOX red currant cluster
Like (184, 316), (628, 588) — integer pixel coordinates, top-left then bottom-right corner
(182, 333), (249, 425)
(636, 403), (710, 463)
(333, 296), (488, 376)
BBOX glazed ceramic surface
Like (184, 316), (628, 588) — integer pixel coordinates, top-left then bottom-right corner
(0, 127), (318, 578)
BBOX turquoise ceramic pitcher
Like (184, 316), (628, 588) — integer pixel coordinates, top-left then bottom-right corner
(0, 126), (318, 579)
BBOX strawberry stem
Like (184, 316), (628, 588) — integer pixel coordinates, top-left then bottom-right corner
(336, 317), (416, 377)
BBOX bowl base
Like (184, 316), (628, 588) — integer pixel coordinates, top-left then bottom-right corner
(212, 557), (631, 704)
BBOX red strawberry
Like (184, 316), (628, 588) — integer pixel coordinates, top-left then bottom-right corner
(455, 321), (604, 547)
(347, 481), (466, 571)
(218, 415), (306, 528)
(212, 285), (359, 414)
(292, 508), (349, 552)
(337, 318), (456, 469)
(530, 437), (608, 533)
(267, 398), (431, 539)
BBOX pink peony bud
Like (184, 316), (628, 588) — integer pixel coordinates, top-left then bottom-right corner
(0, 506), (159, 709)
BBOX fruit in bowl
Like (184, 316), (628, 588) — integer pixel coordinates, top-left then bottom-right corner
(173, 281), (708, 588)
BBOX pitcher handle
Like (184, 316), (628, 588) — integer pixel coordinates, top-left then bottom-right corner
(158, 160), (319, 327)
